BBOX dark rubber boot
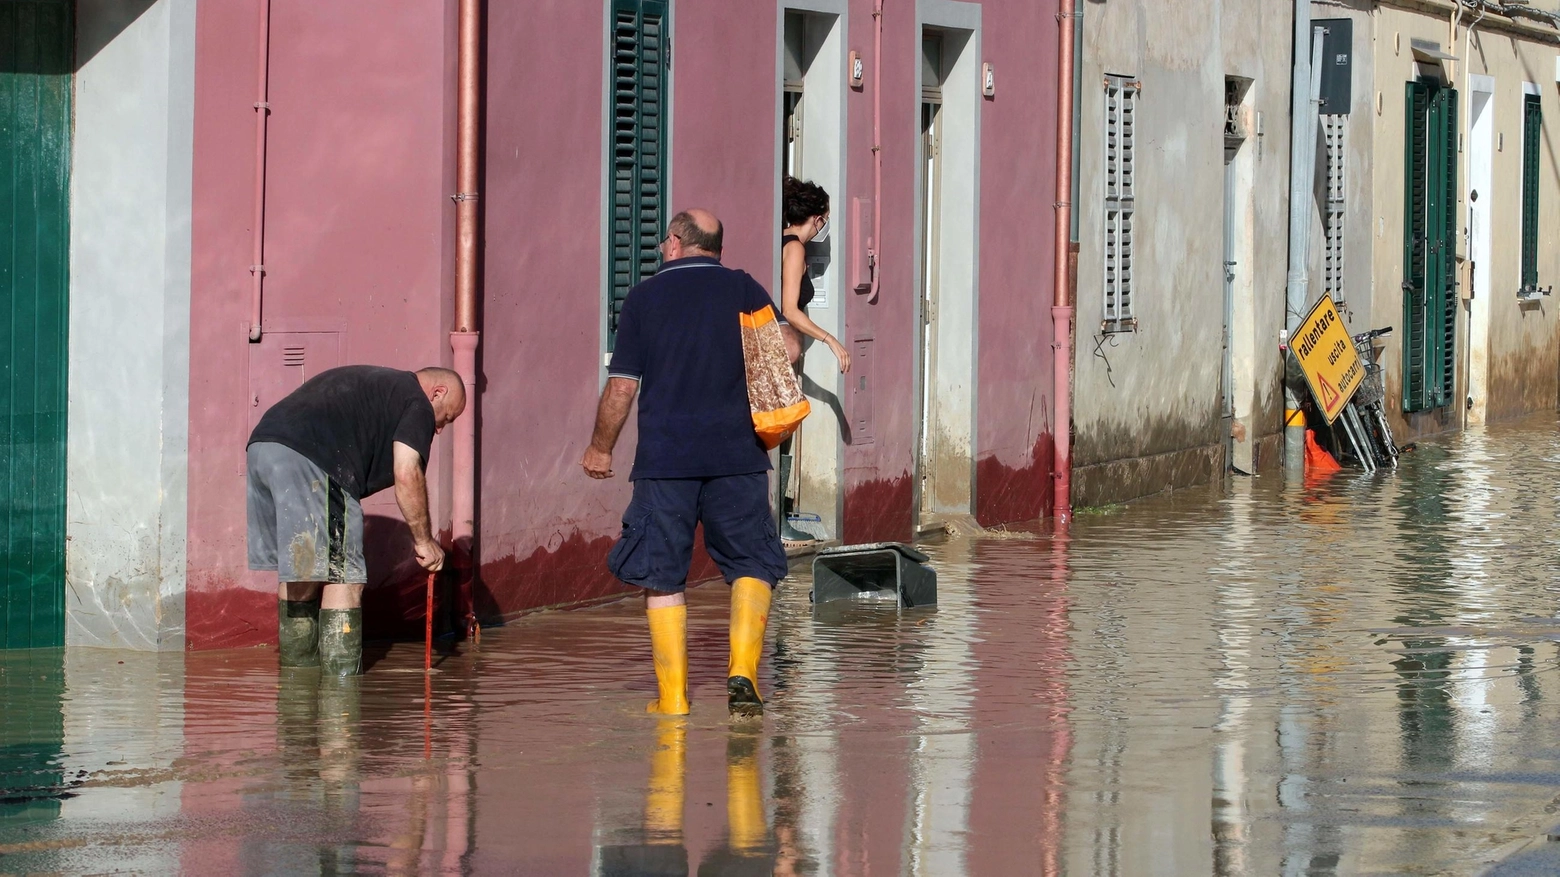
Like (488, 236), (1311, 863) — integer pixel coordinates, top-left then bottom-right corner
(727, 676), (763, 718)
(278, 599), (321, 668)
(319, 607), (363, 676)
(776, 454), (813, 543)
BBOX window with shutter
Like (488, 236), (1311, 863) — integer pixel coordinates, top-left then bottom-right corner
(1521, 93), (1541, 293)
(1401, 78), (1457, 413)
(608, 0), (668, 351)
(1102, 75), (1137, 334)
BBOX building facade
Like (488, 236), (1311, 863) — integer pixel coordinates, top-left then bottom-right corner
(1070, 1), (1297, 505)
(1, 0), (1066, 650)
(1316, 0), (1560, 441)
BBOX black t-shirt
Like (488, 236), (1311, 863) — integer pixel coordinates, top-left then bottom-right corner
(607, 256), (774, 480)
(248, 366), (436, 499)
(781, 234), (814, 311)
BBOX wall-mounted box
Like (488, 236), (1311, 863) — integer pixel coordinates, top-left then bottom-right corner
(1315, 19), (1353, 114)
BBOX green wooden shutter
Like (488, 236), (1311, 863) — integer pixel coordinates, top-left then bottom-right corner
(1, 1), (70, 649)
(1402, 81), (1430, 412)
(1431, 86), (1458, 408)
(1522, 93), (1542, 292)
(608, 0), (668, 350)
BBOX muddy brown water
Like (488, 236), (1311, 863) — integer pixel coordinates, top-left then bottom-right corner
(10, 417), (1560, 874)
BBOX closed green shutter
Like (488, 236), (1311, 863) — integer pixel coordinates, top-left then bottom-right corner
(1402, 80), (1457, 413)
(1, 1), (70, 649)
(1402, 81), (1429, 412)
(1432, 86), (1458, 408)
(608, 0), (668, 350)
(1522, 93), (1541, 292)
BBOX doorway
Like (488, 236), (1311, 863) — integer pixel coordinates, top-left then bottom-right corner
(913, 22), (977, 529)
(1, 1), (72, 649)
(918, 34), (944, 520)
(1466, 76), (1494, 425)
(1402, 74), (1459, 413)
(1222, 76), (1257, 474)
(778, 6), (845, 541)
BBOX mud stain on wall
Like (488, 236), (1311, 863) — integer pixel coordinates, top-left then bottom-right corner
(975, 432), (1055, 526)
(185, 574), (273, 650)
(843, 473), (914, 545)
(1488, 347), (1559, 422)
(1073, 443), (1222, 509)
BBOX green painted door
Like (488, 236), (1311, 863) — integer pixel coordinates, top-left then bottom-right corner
(1402, 79), (1457, 413)
(1, 1), (71, 649)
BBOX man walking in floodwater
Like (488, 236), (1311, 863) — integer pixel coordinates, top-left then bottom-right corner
(582, 208), (789, 717)
(248, 365), (465, 675)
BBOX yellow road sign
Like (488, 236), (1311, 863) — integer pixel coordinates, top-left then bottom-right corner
(1291, 295), (1362, 424)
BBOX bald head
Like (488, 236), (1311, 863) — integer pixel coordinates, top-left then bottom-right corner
(416, 367), (467, 432)
(667, 209), (723, 256)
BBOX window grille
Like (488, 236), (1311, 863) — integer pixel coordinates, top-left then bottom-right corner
(1323, 114), (1347, 309)
(1103, 75), (1138, 333)
(608, 0), (668, 350)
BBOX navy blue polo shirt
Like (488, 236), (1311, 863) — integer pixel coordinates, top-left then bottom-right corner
(608, 256), (775, 481)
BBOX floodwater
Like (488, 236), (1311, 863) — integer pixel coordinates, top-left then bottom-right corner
(12, 419), (1560, 875)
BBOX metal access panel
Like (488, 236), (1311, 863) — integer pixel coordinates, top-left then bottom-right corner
(1316, 19), (1354, 114)
(1, 1), (72, 650)
(248, 332), (343, 434)
(850, 337), (874, 444)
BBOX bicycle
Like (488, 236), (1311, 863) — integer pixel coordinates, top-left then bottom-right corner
(1344, 326), (1399, 470)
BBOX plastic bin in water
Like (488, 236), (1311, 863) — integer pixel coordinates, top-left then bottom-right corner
(810, 542), (936, 608)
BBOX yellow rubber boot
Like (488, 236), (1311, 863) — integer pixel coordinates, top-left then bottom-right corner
(726, 577), (772, 717)
(646, 605), (690, 715)
(644, 718), (687, 841)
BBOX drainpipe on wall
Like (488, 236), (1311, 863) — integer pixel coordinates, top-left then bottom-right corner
(868, 0), (884, 303)
(451, 0), (482, 638)
(248, 0), (272, 342)
(1051, 0), (1076, 524)
(1282, 0), (1317, 478)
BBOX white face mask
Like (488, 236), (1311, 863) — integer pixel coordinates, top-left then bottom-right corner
(813, 218), (830, 243)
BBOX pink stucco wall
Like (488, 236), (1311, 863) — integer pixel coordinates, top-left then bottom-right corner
(187, 0), (457, 648)
(183, 0), (1060, 647)
(975, 1), (1060, 525)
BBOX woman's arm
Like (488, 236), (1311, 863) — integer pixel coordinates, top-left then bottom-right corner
(781, 242), (851, 372)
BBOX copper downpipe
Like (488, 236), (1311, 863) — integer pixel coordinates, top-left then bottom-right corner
(451, 0), (481, 637)
(868, 0), (884, 303)
(1051, 0), (1076, 523)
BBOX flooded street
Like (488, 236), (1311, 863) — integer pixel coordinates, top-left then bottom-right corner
(12, 417), (1560, 874)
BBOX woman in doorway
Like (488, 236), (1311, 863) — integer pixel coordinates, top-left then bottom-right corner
(780, 177), (850, 371)
(777, 177), (849, 544)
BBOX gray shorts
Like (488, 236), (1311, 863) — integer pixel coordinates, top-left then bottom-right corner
(246, 442), (367, 584)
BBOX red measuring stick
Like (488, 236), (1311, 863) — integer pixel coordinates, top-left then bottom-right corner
(425, 570), (435, 672)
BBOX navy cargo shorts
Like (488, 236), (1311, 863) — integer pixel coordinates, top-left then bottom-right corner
(607, 473), (789, 593)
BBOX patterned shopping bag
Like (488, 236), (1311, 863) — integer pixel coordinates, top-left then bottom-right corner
(739, 305), (810, 450)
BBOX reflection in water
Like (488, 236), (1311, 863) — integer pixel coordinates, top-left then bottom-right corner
(0, 651), (65, 826)
(10, 418), (1560, 872)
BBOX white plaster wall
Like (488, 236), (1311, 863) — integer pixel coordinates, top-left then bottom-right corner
(1073, 0), (1293, 490)
(66, 0), (195, 650)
